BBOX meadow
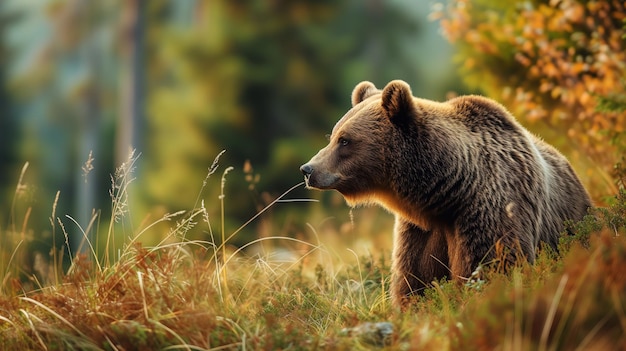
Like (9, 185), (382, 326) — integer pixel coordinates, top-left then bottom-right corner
(1, 152), (625, 351)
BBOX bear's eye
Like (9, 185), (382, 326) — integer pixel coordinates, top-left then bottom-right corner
(338, 137), (349, 146)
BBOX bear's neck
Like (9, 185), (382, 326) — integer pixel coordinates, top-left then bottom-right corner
(385, 120), (471, 229)
(374, 192), (435, 230)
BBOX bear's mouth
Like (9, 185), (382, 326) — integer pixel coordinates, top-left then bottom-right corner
(300, 163), (342, 190)
(304, 173), (325, 190)
(304, 173), (341, 190)
(303, 173), (311, 188)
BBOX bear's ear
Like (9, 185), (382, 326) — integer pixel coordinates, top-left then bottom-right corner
(351, 81), (378, 107)
(381, 80), (414, 124)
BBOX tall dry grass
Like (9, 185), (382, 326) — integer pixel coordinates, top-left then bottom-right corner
(0, 152), (625, 350)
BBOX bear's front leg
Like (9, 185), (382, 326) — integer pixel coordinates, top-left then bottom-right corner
(391, 218), (450, 309)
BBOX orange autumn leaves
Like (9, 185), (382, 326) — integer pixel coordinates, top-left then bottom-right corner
(433, 0), (626, 176)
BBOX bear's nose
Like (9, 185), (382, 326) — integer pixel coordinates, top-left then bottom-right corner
(300, 164), (313, 176)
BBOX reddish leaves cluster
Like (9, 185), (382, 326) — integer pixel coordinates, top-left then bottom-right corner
(434, 0), (626, 183)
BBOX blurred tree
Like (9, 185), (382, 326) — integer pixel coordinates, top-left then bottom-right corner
(117, 0), (145, 165)
(434, 0), (626, 198)
(0, 4), (21, 225)
(7, 0), (119, 253)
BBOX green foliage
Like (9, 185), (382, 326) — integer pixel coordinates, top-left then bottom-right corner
(142, 0), (426, 243)
(599, 84), (626, 189)
(596, 93), (626, 114)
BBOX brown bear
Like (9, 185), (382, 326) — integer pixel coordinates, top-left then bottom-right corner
(300, 80), (592, 308)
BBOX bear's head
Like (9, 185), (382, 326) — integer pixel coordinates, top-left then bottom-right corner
(300, 80), (417, 206)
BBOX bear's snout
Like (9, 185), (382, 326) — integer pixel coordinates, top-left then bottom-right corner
(300, 163), (339, 189)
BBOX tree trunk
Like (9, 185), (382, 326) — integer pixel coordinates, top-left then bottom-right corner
(117, 0), (145, 165)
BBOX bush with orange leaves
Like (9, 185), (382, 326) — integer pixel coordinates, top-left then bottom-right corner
(433, 0), (626, 196)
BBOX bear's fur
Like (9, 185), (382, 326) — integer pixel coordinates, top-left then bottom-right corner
(300, 80), (592, 308)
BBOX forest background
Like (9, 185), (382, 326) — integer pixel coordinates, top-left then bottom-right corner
(0, 0), (624, 279)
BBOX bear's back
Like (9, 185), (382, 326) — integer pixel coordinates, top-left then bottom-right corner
(440, 95), (591, 250)
(446, 95), (523, 134)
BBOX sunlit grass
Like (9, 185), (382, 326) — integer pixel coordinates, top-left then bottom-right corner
(0, 153), (625, 350)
